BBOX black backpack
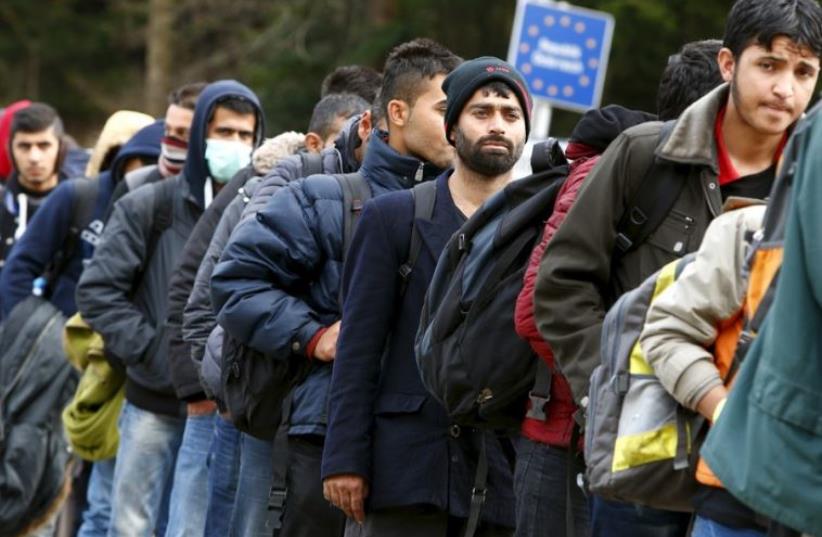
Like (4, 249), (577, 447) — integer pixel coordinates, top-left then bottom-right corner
(0, 178), (103, 535)
(415, 163), (569, 432)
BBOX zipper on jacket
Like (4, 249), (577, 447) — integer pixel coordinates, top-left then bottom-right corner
(414, 162), (424, 183)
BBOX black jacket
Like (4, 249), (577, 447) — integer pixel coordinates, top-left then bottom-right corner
(76, 80), (265, 417)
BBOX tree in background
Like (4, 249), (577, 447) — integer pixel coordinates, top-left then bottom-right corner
(0, 0), (738, 145)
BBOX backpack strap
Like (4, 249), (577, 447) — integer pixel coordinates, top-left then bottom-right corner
(135, 178), (175, 285)
(614, 120), (686, 258)
(464, 434), (488, 537)
(397, 180), (437, 297)
(335, 172), (371, 260)
(299, 151), (324, 178)
(40, 179), (100, 293)
(727, 267), (780, 380)
(266, 389), (294, 532)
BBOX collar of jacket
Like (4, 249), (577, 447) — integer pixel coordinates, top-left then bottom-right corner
(359, 129), (444, 191)
(657, 83), (730, 172)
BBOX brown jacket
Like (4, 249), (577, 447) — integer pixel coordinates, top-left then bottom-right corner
(534, 84), (730, 407)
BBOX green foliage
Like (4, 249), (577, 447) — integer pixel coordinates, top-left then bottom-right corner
(0, 0), (736, 143)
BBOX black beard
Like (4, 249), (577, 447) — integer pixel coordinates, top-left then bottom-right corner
(455, 128), (523, 177)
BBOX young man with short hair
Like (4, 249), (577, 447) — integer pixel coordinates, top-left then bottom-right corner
(0, 103), (65, 270)
(321, 56), (530, 537)
(321, 65), (383, 104)
(76, 80), (265, 537)
(533, 0), (822, 535)
(211, 38), (461, 537)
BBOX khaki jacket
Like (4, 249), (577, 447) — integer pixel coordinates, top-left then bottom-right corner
(640, 204), (766, 410)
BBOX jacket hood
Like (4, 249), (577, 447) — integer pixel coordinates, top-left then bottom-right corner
(569, 105), (656, 154)
(252, 131), (305, 175)
(359, 129), (444, 191)
(85, 110), (155, 178)
(183, 80), (266, 208)
(0, 100), (32, 180)
(106, 119), (163, 184)
(333, 114), (364, 173)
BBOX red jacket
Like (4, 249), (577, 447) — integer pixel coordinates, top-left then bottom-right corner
(515, 142), (599, 448)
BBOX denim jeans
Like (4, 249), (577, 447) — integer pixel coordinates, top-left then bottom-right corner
(106, 401), (185, 537)
(692, 516), (767, 537)
(77, 458), (116, 537)
(513, 437), (589, 537)
(164, 412), (217, 537)
(230, 433), (275, 537)
(589, 495), (691, 537)
(205, 416), (242, 537)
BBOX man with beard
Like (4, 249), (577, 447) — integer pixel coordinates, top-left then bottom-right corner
(321, 57), (529, 537)
(534, 0), (822, 535)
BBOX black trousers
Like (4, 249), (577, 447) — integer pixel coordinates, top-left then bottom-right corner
(343, 505), (513, 537)
(280, 436), (345, 537)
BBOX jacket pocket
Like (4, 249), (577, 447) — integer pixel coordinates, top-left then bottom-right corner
(750, 362), (822, 435)
(646, 209), (696, 256)
(374, 393), (427, 416)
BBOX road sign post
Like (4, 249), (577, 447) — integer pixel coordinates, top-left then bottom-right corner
(508, 0), (615, 137)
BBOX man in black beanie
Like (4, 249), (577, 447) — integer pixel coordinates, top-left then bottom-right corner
(322, 56), (530, 537)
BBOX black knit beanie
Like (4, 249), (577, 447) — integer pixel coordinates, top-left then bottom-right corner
(442, 56), (532, 146)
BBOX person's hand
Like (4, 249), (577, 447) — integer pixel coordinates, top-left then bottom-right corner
(313, 321), (341, 362)
(323, 474), (369, 523)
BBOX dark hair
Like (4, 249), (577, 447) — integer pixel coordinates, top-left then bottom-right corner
(723, 0), (822, 59)
(379, 38), (462, 118)
(10, 102), (63, 139)
(207, 96), (258, 124)
(321, 66), (383, 103)
(657, 39), (724, 120)
(308, 93), (369, 140)
(168, 81), (208, 111)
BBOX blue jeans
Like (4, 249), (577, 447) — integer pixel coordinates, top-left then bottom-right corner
(589, 495), (691, 537)
(106, 401), (185, 537)
(514, 437), (589, 537)
(692, 516), (767, 537)
(164, 412), (216, 537)
(77, 458), (116, 537)
(205, 416), (242, 537)
(230, 433), (275, 537)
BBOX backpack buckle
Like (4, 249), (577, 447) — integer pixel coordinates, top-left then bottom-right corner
(268, 487), (287, 510)
(525, 391), (551, 421)
(615, 233), (633, 253)
(616, 370), (630, 395)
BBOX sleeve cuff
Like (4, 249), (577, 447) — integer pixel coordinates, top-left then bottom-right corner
(305, 326), (328, 359)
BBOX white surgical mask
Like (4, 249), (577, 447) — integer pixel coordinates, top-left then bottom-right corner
(205, 138), (251, 183)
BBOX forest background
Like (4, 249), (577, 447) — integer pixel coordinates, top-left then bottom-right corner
(0, 0), (741, 144)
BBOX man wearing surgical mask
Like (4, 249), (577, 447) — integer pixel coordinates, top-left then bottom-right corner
(76, 81), (264, 537)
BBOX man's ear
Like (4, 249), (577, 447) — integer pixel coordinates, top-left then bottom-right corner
(718, 47), (736, 83)
(358, 110), (372, 141)
(304, 132), (324, 153)
(386, 99), (409, 129)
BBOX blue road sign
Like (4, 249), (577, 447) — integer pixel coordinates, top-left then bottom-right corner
(508, 0), (615, 112)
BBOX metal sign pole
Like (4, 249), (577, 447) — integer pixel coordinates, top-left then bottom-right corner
(531, 100), (553, 140)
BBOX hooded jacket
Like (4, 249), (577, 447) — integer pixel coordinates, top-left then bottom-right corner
(0, 100), (31, 181)
(76, 80), (264, 417)
(514, 105), (655, 447)
(167, 131), (305, 402)
(211, 130), (442, 436)
(84, 110), (155, 178)
(0, 120), (163, 318)
(181, 123), (361, 404)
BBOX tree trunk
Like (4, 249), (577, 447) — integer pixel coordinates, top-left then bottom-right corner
(145, 0), (173, 116)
